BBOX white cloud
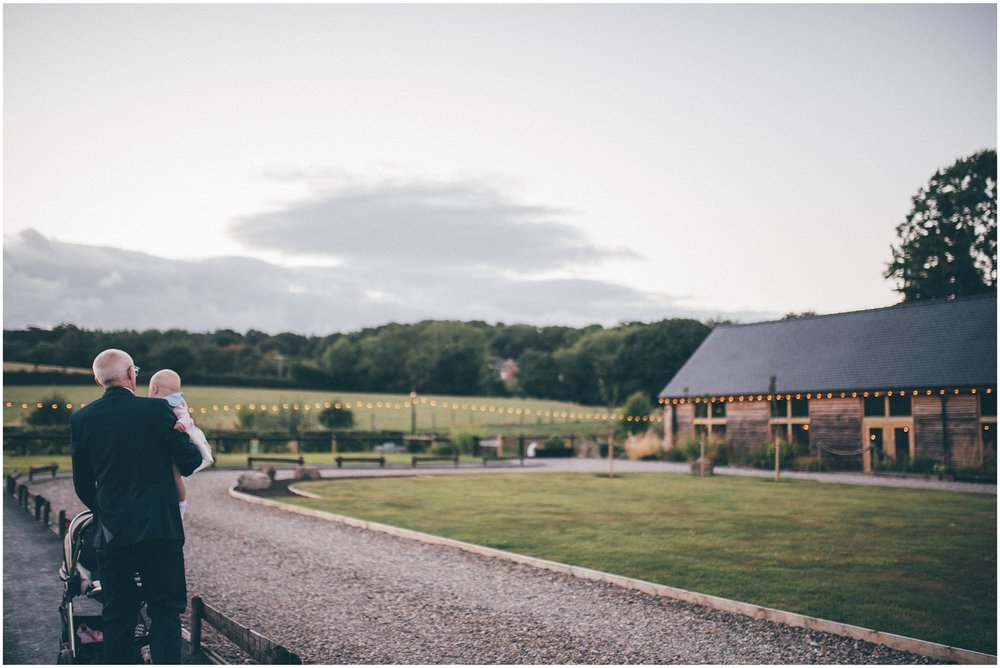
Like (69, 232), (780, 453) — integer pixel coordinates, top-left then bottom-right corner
(3, 229), (775, 334)
(228, 177), (639, 274)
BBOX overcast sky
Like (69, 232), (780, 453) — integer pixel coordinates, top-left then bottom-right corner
(4, 3), (996, 335)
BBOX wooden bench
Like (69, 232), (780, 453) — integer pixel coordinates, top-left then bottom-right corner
(335, 456), (386, 468)
(247, 456), (304, 469)
(482, 455), (524, 466)
(27, 464), (59, 481)
(412, 455), (459, 468)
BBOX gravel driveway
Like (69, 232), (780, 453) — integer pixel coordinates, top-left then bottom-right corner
(29, 462), (958, 664)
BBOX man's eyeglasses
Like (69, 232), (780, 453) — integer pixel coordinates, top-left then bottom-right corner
(131, 365), (141, 378)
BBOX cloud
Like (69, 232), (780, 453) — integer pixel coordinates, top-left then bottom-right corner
(3, 230), (773, 334)
(229, 178), (639, 273)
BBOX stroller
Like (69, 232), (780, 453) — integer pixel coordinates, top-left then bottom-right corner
(57, 510), (152, 664)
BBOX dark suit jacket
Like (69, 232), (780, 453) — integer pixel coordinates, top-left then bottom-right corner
(71, 387), (203, 549)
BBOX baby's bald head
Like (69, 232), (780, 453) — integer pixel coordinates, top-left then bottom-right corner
(148, 369), (182, 398)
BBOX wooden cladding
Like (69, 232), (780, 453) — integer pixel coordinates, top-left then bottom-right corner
(944, 395), (980, 468)
(724, 401), (770, 451)
(913, 395), (945, 461)
(809, 398), (863, 456)
(664, 391), (992, 468)
(674, 403), (694, 442)
(913, 395), (981, 467)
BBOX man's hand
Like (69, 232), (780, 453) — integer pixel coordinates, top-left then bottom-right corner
(174, 422), (188, 433)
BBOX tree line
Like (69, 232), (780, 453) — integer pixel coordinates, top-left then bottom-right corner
(3, 319), (712, 406)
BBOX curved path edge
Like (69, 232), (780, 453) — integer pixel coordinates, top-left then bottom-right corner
(230, 484), (995, 665)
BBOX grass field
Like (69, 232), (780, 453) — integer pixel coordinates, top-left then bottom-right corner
(286, 472), (997, 655)
(3, 385), (629, 434)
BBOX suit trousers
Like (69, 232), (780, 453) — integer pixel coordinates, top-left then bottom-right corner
(97, 539), (187, 664)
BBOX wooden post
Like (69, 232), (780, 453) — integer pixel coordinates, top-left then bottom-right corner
(330, 434), (337, 455)
(58, 510), (67, 539)
(497, 433), (503, 458)
(775, 438), (781, 482)
(700, 432), (706, 477)
(190, 596), (204, 654)
(43, 500), (51, 527)
(607, 431), (614, 478)
(410, 392), (417, 434)
(769, 375), (779, 482)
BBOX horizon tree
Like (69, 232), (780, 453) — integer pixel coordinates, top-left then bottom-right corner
(885, 149), (997, 301)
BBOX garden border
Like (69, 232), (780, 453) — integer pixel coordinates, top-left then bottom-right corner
(230, 482), (995, 665)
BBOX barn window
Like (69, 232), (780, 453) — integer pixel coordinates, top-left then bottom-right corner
(791, 396), (809, 417)
(863, 396), (885, 416)
(888, 394), (912, 416)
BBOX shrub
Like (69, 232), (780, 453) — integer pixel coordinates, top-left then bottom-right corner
(447, 428), (479, 456)
(792, 455), (821, 472)
(319, 401), (355, 429)
(660, 446), (688, 462)
(677, 433), (726, 464)
(983, 451), (997, 476)
(908, 457), (938, 474)
(734, 441), (797, 469)
(766, 440), (798, 469)
(26, 394), (72, 427)
(430, 440), (458, 457)
(625, 430), (663, 460)
(619, 391), (655, 434)
(538, 436), (575, 458)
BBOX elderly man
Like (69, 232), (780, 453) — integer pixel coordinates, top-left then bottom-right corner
(71, 349), (203, 664)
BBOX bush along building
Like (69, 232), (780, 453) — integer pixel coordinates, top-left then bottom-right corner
(658, 294), (997, 474)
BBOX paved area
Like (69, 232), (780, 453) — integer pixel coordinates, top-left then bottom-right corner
(3, 491), (65, 665)
(6, 460), (993, 663)
(3, 491), (210, 664)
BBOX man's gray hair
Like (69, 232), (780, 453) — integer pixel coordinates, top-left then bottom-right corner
(92, 349), (133, 387)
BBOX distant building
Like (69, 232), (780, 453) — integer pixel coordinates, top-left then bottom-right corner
(658, 295), (997, 471)
(497, 358), (520, 382)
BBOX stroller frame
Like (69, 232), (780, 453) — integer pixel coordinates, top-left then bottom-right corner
(57, 510), (152, 664)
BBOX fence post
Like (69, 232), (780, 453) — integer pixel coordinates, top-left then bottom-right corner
(34, 495), (44, 521)
(43, 500), (51, 527)
(190, 596), (204, 654)
(59, 510), (68, 539)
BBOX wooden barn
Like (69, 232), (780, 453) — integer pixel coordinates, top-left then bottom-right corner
(658, 294), (997, 472)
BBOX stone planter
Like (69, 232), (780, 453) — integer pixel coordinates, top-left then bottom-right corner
(690, 459), (714, 475)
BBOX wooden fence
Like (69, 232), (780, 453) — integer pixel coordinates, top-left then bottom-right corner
(190, 596), (301, 664)
(6, 473), (303, 664)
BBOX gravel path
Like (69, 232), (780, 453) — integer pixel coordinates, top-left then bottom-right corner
(26, 462), (975, 664)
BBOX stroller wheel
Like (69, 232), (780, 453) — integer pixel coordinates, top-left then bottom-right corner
(56, 647), (74, 664)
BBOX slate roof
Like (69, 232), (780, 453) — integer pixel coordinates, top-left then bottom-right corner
(659, 294), (997, 398)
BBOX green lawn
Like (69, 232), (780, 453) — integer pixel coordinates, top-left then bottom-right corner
(287, 472), (997, 655)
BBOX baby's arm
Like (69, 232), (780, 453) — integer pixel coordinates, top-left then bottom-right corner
(172, 405), (196, 433)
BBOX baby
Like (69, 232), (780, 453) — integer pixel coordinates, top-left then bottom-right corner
(148, 369), (214, 518)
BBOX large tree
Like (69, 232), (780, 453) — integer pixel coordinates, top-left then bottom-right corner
(885, 149), (997, 301)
